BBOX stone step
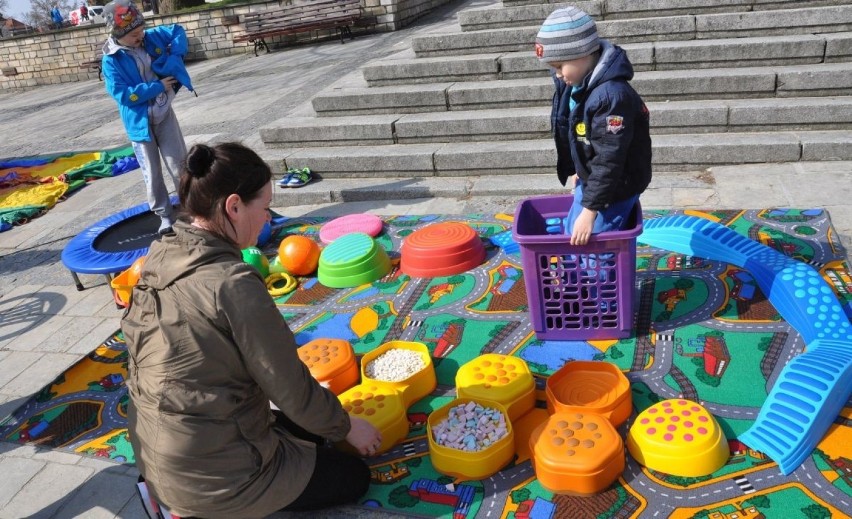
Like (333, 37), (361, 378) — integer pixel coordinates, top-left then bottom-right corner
(261, 97), (852, 148)
(315, 62), (852, 115)
(500, 0), (848, 20)
(260, 131), (852, 177)
(364, 33), (852, 86)
(413, 5), (852, 57)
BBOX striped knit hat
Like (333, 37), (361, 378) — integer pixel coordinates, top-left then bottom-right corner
(535, 7), (600, 64)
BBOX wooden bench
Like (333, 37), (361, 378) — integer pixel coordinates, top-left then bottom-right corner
(80, 42), (104, 81)
(234, 0), (362, 57)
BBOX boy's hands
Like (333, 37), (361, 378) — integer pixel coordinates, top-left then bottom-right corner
(160, 76), (178, 91)
(345, 416), (383, 457)
(570, 207), (597, 245)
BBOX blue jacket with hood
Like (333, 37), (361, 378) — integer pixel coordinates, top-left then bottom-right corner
(551, 40), (652, 211)
(102, 24), (192, 142)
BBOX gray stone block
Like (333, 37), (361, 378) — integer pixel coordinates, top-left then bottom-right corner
(728, 97), (852, 130)
(776, 62), (852, 97)
(652, 132), (801, 169)
(648, 100), (729, 133)
(412, 27), (537, 57)
(311, 83), (451, 116)
(824, 32), (852, 62)
(447, 77), (552, 110)
(603, 0), (751, 19)
(394, 107), (551, 143)
(362, 54), (501, 86)
(797, 130), (852, 160)
(434, 140), (556, 176)
(499, 51), (549, 79)
(598, 15), (695, 43)
(282, 144), (441, 177)
(457, 2), (601, 33)
(696, 5), (852, 38)
(259, 115), (400, 147)
(654, 35), (825, 70)
(633, 68), (777, 100)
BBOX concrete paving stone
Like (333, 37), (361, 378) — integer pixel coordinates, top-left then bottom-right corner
(1, 462), (94, 518)
(32, 446), (90, 465)
(41, 316), (113, 354)
(2, 314), (75, 353)
(59, 283), (116, 317)
(412, 26), (537, 57)
(434, 140), (556, 176)
(651, 132), (801, 167)
(0, 456), (46, 509)
(0, 441), (38, 459)
(40, 283), (100, 317)
(0, 307), (53, 350)
(0, 284), (47, 302)
(671, 187), (719, 207)
(0, 352), (43, 390)
(1, 352), (79, 397)
(727, 96), (852, 130)
(632, 67), (776, 100)
(362, 53), (502, 85)
(649, 100), (728, 133)
(65, 319), (121, 356)
(775, 62), (852, 97)
(637, 185), (675, 208)
(50, 467), (139, 519)
(447, 77), (551, 109)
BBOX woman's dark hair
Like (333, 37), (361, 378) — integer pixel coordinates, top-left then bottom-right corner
(179, 142), (272, 236)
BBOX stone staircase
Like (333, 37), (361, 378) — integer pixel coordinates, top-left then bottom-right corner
(258, 0), (852, 187)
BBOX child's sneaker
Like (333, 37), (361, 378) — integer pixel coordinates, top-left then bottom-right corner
(277, 168), (312, 188)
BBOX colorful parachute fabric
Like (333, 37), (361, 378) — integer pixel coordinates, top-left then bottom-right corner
(0, 146), (138, 232)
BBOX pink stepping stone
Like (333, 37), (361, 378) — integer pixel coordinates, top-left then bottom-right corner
(319, 214), (384, 244)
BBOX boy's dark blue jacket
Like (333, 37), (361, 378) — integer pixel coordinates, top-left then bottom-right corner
(551, 40), (652, 211)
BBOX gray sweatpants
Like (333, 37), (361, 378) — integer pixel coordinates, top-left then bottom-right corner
(131, 108), (187, 231)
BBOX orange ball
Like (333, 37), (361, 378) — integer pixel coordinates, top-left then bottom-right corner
(278, 235), (320, 276)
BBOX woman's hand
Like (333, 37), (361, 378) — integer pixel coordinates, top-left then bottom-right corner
(345, 416), (383, 457)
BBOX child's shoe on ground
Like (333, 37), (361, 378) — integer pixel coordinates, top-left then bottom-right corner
(277, 167), (312, 188)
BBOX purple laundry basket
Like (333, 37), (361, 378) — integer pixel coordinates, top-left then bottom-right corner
(512, 194), (643, 340)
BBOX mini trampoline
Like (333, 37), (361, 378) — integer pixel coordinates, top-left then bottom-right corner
(61, 196), (179, 290)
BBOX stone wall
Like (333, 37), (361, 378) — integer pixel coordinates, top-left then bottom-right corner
(0, 0), (456, 90)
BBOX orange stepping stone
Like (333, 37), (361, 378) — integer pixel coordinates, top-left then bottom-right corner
(400, 222), (486, 278)
(546, 360), (632, 428)
(530, 412), (624, 495)
(297, 338), (358, 395)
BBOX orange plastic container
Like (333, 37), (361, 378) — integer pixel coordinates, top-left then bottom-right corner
(110, 255), (146, 306)
(400, 222), (486, 278)
(546, 360), (632, 428)
(338, 382), (408, 454)
(455, 354), (535, 422)
(530, 411), (624, 495)
(427, 398), (515, 480)
(361, 341), (436, 408)
(626, 399), (729, 477)
(297, 338), (359, 395)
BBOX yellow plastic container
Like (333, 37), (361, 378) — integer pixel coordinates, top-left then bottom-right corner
(456, 354), (535, 422)
(546, 360), (632, 428)
(626, 399), (729, 477)
(361, 341), (436, 408)
(338, 382), (408, 454)
(427, 398), (515, 480)
(530, 411), (625, 495)
(297, 338), (359, 395)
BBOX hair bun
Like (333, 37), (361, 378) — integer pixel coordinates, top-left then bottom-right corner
(186, 144), (215, 178)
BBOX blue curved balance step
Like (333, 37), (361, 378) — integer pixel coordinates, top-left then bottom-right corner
(640, 215), (852, 475)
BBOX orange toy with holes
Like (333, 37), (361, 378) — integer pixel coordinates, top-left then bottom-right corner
(277, 235), (321, 276)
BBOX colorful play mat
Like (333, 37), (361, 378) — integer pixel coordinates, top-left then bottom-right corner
(0, 147), (139, 232)
(1, 208), (851, 519)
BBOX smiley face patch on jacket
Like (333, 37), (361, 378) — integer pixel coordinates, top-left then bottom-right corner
(606, 115), (624, 134)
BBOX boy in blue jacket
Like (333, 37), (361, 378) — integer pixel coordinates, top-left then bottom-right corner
(536, 7), (652, 246)
(102, 0), (194, 235)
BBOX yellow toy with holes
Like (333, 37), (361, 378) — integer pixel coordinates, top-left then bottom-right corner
(455, 354), (535, 421)
(265, 272), (297, 297)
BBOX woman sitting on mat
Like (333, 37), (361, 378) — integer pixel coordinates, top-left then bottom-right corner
(121, 142), (381, 518)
